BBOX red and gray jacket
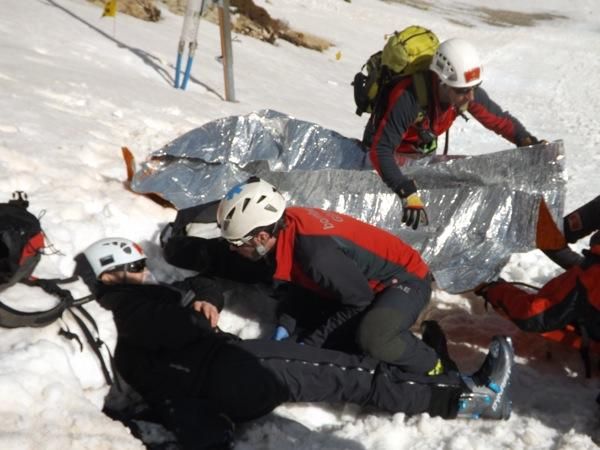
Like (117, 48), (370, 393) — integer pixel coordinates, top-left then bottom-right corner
(272, 207), (429, 345)
(484, 244), (600, 375)
(368, 73), (537, 196)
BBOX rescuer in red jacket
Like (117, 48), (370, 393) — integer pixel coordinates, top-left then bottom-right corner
(216, 177), (444, 376)
(475, 196), (600, 377)
(365, 38), (541, 230)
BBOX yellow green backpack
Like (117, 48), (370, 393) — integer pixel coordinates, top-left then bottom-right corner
(352, 25), (439, 116)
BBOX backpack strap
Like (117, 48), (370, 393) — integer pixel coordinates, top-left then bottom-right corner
(0, 273), (117, 387)
(577, 320), (592, 378)
(411, 72), (429, 111)
(411, 72), (455, 155)
(74, 304), (122, 390)
(58, 321), (84, 351)
(65, 304), (122, 391)
(0, 278), (72, 328)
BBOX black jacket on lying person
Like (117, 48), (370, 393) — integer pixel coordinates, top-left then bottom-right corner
(164, 234), (274, 284)
(97, 277), (464, 449)
(162, 199), (275, 285)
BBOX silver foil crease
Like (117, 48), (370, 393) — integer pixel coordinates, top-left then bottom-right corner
(131, 110), (566, 293)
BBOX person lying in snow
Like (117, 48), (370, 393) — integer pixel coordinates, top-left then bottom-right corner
(475, 195), (600, 378)
(83, 237), (514, 450)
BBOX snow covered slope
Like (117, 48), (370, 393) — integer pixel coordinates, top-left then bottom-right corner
(0, 0), (598, 448)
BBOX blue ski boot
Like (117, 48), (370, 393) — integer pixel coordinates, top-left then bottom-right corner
(457, 336), (514, 420)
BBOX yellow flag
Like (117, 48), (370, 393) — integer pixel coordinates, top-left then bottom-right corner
(102, 0), (117, 17)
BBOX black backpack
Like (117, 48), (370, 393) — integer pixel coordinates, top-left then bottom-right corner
(0, 191), (75, 328)
(0, 191), (44, 289)
(0, 192), (118, 387)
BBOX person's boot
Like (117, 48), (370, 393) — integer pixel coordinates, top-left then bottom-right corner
(470, 335), (514, 392)
(421, 320), (459, 373)
(564, 195), (600, 243)
(457, 336), (514, 420)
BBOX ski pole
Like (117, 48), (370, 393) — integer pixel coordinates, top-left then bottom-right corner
(174, 39), (185, 88)
(181, 41), (197, 90)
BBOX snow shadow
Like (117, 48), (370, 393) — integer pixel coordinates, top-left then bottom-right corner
(43, 0), (223, 98)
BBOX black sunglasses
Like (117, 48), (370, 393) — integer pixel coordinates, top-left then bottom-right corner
(109, 259), (146, 274)
(451, 82), (481, 95)
(452, 86), (475, 95)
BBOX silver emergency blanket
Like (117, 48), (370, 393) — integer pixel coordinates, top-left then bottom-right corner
(131, 110), (565, 293)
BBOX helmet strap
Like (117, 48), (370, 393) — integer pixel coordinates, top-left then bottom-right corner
(438, 83), (451, 105)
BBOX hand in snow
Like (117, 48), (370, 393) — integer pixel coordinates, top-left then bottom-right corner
(192, 300), (220, 328)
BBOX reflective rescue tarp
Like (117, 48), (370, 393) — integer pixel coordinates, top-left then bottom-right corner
(131, 110), (566, 293)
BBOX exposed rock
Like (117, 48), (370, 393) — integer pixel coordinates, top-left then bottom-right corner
(91, 0), (333, 51)
(228, 0), (331, 51)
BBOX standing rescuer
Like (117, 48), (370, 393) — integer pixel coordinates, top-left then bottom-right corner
(218, 177), (443, 376)
(366, 38), (542, 229)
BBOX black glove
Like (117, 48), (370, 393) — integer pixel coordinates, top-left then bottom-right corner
(519, 136), (548, 147)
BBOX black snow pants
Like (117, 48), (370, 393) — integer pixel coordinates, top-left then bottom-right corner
(200, 339), (463, 422)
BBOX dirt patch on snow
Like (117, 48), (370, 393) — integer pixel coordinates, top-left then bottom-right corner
(474, 7), (567, 27)
(89, 0), (332, 51)
(387, 0), (567, 27)
(227, 0), (332, 51)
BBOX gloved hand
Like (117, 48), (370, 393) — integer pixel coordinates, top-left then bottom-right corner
(271, 325), (289, 341)
(519, 136), (548, 147)
(396, 179), (429, 230)
(401, 193), (429, 230)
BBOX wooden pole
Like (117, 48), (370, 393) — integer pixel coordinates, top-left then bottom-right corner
(218, 0), (236, 102)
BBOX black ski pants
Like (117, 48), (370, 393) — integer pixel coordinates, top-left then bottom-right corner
(200, 339), (463, 422)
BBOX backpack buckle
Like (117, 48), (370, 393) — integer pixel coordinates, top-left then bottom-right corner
(9, 191), (29, 208)
(416, 129), (438, 155)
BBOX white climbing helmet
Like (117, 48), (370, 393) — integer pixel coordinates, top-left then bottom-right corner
(84, 237), (146, 279)
(217, 178), (286, 245)
(430, 38), (483, 88)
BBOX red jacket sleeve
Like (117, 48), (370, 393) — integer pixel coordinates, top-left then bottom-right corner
(468, 87), (536, 146)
